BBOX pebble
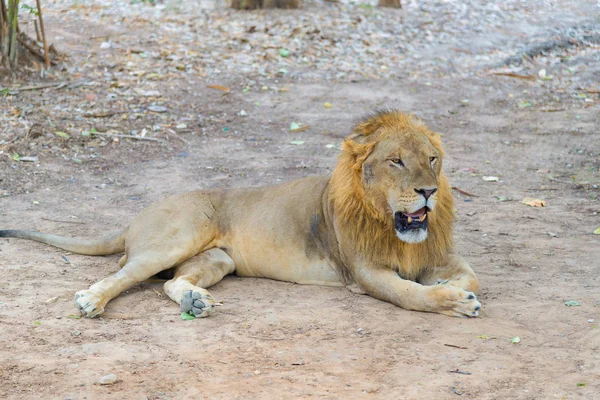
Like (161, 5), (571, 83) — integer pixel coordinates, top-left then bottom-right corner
(148, 105), (168, 113)
(98, 374), (118, 385)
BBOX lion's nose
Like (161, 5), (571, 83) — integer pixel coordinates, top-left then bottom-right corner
(415, 188), (437, 200)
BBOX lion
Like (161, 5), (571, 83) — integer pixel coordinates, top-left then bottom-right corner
(0, 110), (480, 318)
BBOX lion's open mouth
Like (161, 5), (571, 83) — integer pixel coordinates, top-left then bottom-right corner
(394, 207), (428, 232)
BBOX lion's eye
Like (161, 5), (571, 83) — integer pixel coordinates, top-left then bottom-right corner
(390, 158), (404, 166)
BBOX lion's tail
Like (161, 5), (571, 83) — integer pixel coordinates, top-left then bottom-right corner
(0, 229), (127, 255)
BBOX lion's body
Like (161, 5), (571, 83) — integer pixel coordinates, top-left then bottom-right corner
(0, 110), (481, 318)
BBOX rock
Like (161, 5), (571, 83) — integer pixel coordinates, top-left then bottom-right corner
(98, 374), (117, 385)
(148, 105), (168, 113)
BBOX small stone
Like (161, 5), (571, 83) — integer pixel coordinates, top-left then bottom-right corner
(238, 110), (248, 116)
(148, 105), (168, 113)
(98, 374), (117, 385)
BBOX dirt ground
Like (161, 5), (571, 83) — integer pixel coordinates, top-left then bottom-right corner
(1, 0), (599, 399)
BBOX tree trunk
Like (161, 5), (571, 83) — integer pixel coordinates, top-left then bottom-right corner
(230, 0), (300, 9)
(378, 0), (401, 8)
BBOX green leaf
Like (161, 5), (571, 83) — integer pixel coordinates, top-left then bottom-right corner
(511, 336), (521, 344)
(0, 88), (9, 96)
(180, 312), (196, 321)
(55, 131), (70, 139)
(593, 227), (600, 235)
(81, 130), (91, 137)
(34, 320), (41, 326)
(290, 122), (300, 131)
(290, 140), (305, 145)
(67, 314), (81, 319)
(279, 48), (290, 58)
(564, 300), (581, 306)
(576, 383), (585, 387)
(12, 153), (20, 162)
(518, 101), (533, 108)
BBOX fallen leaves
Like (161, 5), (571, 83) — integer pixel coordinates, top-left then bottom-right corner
(564, 300), (581, 307)
(54, 131), (70, 139)
(593, 227), (600, 235)
(207, 84), (230, 93)
(180, 312), (196, 320)
(511, 336), (521, 344)
(522, 197), (546, 207)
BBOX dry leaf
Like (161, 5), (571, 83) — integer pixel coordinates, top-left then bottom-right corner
(522, 197), (546, 207)
(207, 85), (230, 93)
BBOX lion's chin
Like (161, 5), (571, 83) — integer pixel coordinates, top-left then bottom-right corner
(394, 209), (429, 244)
(395, 228), (428, 244)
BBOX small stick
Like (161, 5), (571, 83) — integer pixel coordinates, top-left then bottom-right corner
(41, 217), (86, 225)
(451, 186), (479, 197)
(444, 344), (467, 349)
(8, 80), (62, 92)
(83, 110), (128, 118)
(448, 369), (472, 375)
(34, 19), (41, 42)
(91, 132), (163, 142)
(566, 325), (590, 336)
(35, 0), (50, 68)
(247, 335), (286, 341)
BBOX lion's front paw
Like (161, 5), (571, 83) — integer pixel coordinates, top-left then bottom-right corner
(180, 290), (215, 318)
(74, 290), (105, 318)
(427, 285), (481, 318)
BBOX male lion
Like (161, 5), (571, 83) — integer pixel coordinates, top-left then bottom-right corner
(0, 110), (480, 318)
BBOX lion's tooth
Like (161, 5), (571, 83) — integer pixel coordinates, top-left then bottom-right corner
(420, 214), (427, 222)
(407, 216), (413, 223)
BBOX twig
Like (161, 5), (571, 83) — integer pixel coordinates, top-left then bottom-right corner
(451, 186), (479, 197)
(9, 81), (64, 92)
(166, 129), (191, 149)
(448, 369), (472, 375)
(444, 344), (467, 350)
(35, 0), (50, 68)
(41, 217), (86, 225)
(566, 325), (590, 336)
(91, 132), (163, 142)
(490, 72), (535, 81)
(83, 110), (128, 118)
(248, 335), (286, 341)
(34, 20), (41, 42)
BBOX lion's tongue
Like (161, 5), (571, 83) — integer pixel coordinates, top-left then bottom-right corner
(404, 207), (426, 218)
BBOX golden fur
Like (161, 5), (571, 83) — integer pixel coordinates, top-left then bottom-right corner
(330, 112), (454, 281)
(0, 110), (481, 318)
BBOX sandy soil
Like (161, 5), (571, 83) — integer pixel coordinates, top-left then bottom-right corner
(1, 1), (599, 399)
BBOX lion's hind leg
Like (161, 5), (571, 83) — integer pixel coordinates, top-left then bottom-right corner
(164, 248), (235, 317)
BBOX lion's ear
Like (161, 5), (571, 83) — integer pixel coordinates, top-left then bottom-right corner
(342, 139), (375, 167)
(353, 118), (382, 138)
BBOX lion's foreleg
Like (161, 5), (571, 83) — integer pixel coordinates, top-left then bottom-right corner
(353, 265), (481, 318)
(418, 254), (479, 294)
(164, 248), (235, 317)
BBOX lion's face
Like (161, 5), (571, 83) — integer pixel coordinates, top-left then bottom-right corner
(361, 131), (442, 244)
